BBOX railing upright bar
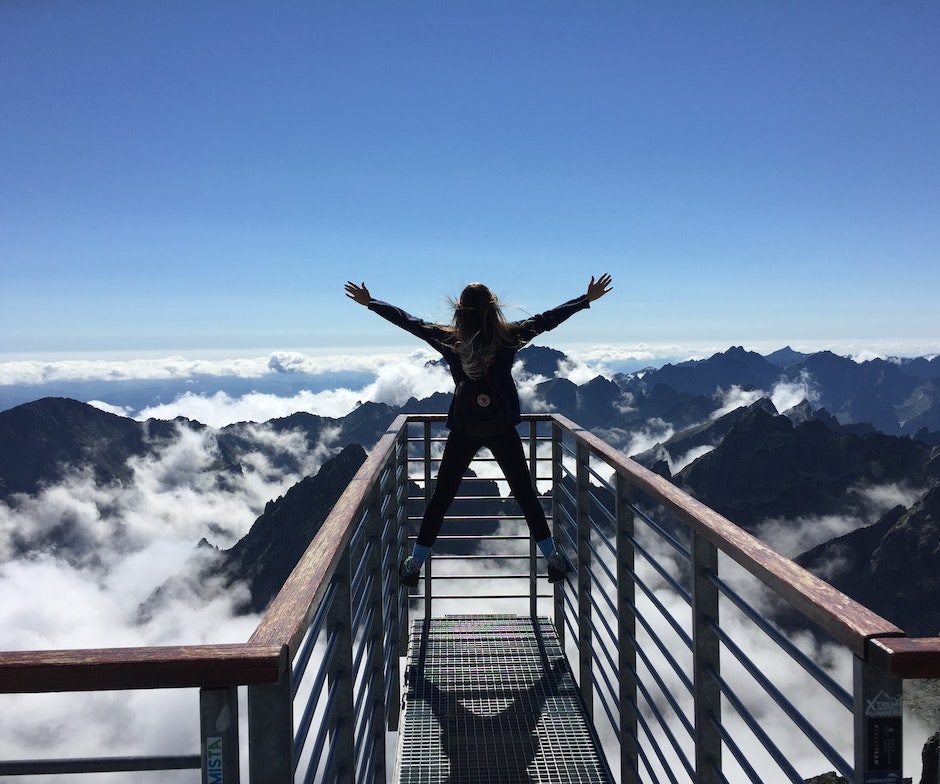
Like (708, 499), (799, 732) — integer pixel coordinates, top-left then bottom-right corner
(326, 540), (356, 781)
(528, 419), (539, 619)
(691, 530), (722, 784)
(551, 421), (566, 649)
(199, 685), (240, 784)
(247, 647), (293, 784)
(576, 437), (594, 717)
(396, 425), (411, 662)
(364, 489), (389, 780)
(617, 472), (640, 784)
(423, 419), (434, 622)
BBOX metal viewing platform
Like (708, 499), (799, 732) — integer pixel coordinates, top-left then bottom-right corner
(397, 616), (612, 783)
(1, 413), (940, 783)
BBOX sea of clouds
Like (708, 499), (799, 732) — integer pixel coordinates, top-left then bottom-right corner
(0, 346), (936, 780)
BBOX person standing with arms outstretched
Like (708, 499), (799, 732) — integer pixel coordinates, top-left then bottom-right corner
(345, 274), (613, 586)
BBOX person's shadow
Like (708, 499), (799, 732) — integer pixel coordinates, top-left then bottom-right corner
(405, 623), (570, 783)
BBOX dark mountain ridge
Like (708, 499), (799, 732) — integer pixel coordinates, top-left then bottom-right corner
(624, 346), (940, 437)
(675, 401), (935, 530)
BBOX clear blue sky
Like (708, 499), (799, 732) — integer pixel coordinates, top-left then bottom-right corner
(2, 2), (938, 360)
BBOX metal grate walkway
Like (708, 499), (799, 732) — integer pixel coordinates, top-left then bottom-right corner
(394, 615), (614, 784)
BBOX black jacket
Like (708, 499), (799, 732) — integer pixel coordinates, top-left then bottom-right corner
(367, 294), (590, 430)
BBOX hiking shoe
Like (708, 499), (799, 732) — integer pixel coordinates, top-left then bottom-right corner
(399, 556), (421, 588)
(546, 550), (571, 583)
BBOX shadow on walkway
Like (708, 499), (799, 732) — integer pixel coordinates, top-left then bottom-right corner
(407, 619), (569, 783)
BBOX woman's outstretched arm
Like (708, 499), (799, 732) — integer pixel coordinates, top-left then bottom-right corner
(510, 273), (614, 345)
(344, 281), (451, 351)
(345, 281), (372, 306)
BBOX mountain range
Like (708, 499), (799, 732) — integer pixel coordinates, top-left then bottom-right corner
(1, 344), (939, 638)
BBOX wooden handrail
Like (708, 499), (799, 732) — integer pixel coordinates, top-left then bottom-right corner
(0, 643), (285, 694)
(550, 414), (906, 659)
(869, 637), (940, 679)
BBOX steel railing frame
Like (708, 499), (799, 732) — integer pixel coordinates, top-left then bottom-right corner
(0, 413), (938, 783)
(545, 413), (940, 784)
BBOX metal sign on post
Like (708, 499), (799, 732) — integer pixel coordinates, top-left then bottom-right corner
(200, 687), (240, 784)
(855, 658), (903, 784)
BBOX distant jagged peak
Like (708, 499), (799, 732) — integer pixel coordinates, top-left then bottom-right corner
(516, 345), (569, 377)
(800, 349), (855, 369)
(764, 345), (809, 368)
(644, 347), (779, 396)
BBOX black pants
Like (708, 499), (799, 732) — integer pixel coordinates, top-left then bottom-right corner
(416, 427), (551, 548)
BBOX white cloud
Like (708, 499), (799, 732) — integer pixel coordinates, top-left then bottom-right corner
(556, 357), (613, 385)
(513, 362), (553, 413)
(670, 444), (715, 474)
(562, 343), (707, 371)
(711, 385), (766, 419)
(753, 512), (870, 559)
(752, 482), (924, 560)
(708, 372), (819, 423)
(87, 400), (134, 417)
(855, 482), (923, 513)
(771, 370), (819, 412)
(0, 420), (340, 643)
(128, 353), (452, 427)
(137, 388), (359, 427)
(0, 350), (435, 387)
(355, 353), (452, 407)
(0, 355), (269, 385)
(625, 418), (675, 457)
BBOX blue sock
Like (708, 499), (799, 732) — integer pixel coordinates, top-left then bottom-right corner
(412, 544), (431, 566)
(536, 537), (555, 559)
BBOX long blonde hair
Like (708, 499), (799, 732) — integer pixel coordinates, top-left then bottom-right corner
(444, 283), (514, 379)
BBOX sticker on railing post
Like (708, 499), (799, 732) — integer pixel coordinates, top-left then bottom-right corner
(206, 736), (223, 784)
(863, 688), (903, 783)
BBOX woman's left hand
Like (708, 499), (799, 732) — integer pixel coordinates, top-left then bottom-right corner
(345, 281), (372, 306)
(586, 273), (613, 302)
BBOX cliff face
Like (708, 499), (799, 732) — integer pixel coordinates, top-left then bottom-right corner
(797, 487), (940, 637)
(221, 443), (368, 613)
(0, 397), (177, 498)
(676, 402), (932, 531)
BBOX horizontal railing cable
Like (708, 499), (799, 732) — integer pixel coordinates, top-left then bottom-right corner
(707, 616), (852, 777)
(707, 663), (809, 783)
(708, 569), (852, 709)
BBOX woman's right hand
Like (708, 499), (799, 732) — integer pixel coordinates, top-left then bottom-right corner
(345, 281), (372, 306)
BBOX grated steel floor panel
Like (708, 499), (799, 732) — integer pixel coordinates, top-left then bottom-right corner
(395, 615), (614, 784)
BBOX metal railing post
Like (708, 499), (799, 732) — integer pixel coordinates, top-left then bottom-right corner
(247, 648), (292, 783)
(528, 419), (539, 619)
(200, 686), (239, 784)
(616, 474), (639, 784)
(364, 496), (388, 779)
(390, 426), (409, 725)
(327, 541), (356, 781)
(423, 419), (433, 622)
(551, 422), (566, 649)
(691, 530), (722, 784)
(576, 438), (594, 717)
(397, 425), (411, 660)
(854, 655), (903, 784)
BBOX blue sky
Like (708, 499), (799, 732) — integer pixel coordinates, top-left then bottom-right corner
(2, 1), (938, 361)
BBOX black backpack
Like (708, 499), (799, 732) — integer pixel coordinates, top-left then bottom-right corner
(451, 367), (512, 437)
